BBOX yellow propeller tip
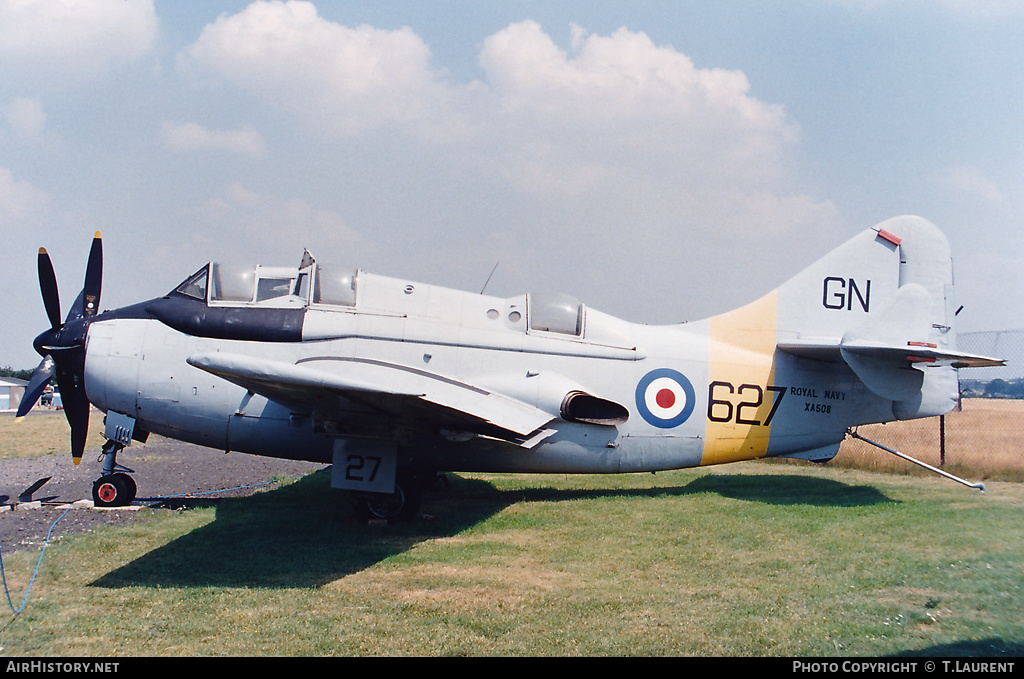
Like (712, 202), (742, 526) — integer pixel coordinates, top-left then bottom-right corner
(73, 456), (82, 465)
(38, 247), (48, 255)
(94, 231), (102, 238)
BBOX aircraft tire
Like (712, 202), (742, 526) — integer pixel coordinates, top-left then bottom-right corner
(114, 473), (138, 504)
(354, 483), (422, 523)
(92, 473), (135, 508)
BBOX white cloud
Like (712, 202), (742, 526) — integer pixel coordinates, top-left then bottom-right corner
(481, 21), (787, 132)
(938, 164), (1003, 203)
(178, 5), (832, 243)
(200, 183), (365, 261)
(180, 0), (450, 137)
(0, 166), (49, 222)
(476, 21), (800, 195)
(0, 0), (159, 86)
(4, 97), (46, 137)
(179, 5), (799, 167)
(161, 121), (266, 158)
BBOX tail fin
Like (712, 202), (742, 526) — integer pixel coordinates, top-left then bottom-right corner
(771, 216), (1002, 419)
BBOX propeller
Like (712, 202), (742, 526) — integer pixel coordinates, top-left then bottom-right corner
(17, 232), (103, 464)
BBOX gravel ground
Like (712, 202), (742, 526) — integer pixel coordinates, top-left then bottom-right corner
(0, 437), (327, 554)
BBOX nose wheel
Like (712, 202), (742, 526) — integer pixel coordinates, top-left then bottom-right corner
(93, 473), (137, 507)
(92, 439), (137, 507)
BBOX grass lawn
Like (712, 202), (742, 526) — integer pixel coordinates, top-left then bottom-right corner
(2, 465), (1022, 657)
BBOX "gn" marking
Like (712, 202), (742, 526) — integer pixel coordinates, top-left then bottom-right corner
(822, 277), (870, 312)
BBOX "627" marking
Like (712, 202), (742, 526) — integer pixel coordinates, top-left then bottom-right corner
(707, 381), (787, 426)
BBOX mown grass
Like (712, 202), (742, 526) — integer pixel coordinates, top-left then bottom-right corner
(0, 410), (106, 459)
(2, 466), (1022, 657)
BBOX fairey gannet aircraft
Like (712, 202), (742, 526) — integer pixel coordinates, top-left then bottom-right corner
(18, 216), (1003, 520)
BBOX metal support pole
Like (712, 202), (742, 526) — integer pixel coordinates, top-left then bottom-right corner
(847, 429), (985, 492)
(939, 415), (946, 467)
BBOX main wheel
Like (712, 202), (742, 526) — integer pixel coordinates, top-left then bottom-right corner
(93, 473), (135, 507)
(354, 483), (422, 523)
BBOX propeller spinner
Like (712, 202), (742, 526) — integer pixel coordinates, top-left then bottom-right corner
(17, 232), (103, 464)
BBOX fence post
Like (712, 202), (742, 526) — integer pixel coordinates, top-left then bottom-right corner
(939, 414), (946, 467)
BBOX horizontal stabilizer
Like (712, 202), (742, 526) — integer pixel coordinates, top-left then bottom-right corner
(779, 338), (1004, 369)
(780, 338), (1003, 363)
(779, 276), (1003, 402)
(779, 337), (1004, 402)
(839, 342), (1005, 369)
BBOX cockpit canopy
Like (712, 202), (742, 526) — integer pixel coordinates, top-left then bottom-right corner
(528, 291), (583, 337)
(167, 253), (591, 343)
(174, 259), (358, 308)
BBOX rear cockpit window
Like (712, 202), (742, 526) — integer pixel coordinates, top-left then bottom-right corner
(313, 265), (357, 307)
(529, 292), (583, 336)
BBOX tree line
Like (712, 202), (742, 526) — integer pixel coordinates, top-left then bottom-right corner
(960, 378), (1024, 399)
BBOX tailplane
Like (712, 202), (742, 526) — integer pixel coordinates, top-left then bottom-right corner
(771, 216), (1002, 419)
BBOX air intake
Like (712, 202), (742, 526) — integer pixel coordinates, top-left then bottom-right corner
(561, 391), (629, 426)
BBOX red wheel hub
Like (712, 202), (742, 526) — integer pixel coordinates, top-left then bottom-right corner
(97, 482), (118, 503)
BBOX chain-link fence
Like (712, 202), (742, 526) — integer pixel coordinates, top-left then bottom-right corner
(834, 330), (1024, 483)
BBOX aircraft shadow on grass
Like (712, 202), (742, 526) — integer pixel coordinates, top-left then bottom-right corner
(91, 470), (890, 590)
(90, 472), (509, 590)
(678, 472), (893, 507)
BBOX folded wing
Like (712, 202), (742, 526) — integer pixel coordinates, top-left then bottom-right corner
(187, 353), (557, 447)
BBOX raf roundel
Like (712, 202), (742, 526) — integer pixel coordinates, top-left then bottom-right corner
(635, 368), (696, 429)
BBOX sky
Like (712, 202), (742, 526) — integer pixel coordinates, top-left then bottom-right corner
(1, 0), (1022, 370)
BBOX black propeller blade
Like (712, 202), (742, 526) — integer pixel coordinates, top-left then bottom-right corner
(38, 248), (62, 331)
(82, 231), (102, 320)
(56, 362), (90, 463)
(20, 232), (103, 464)
(15, 355), (55, 418)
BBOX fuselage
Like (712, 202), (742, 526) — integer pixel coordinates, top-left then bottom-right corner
(82, 265), (896, 476)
